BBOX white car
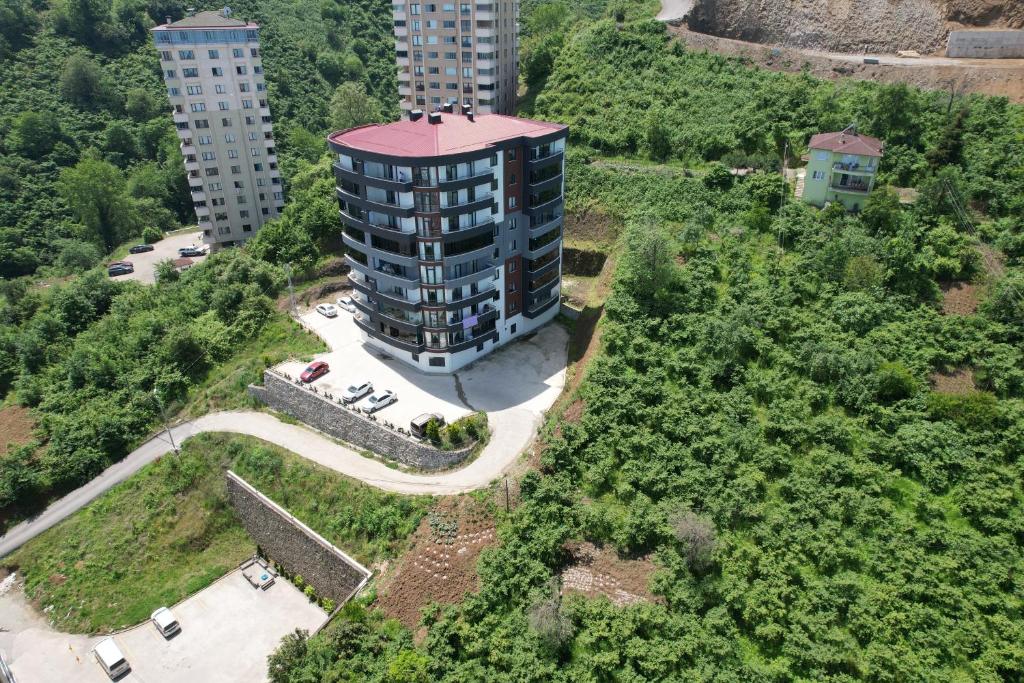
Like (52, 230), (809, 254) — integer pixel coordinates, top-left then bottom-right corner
(342, 380), (373, 403)
(315, 303), (339, 318)
(151, 606), (180, 638)
(94, 637), (130, 679)
(336, 295), (356, 313)
(361, 389), (397, 413)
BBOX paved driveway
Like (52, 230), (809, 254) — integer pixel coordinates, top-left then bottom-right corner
(280, 310), (471, 429)
(113, 231), (207, 285)
(1, 569), (326, 683)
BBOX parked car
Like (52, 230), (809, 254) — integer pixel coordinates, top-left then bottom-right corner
(300, 361), (329, 383)
(341, 380), (373, 403)
(93, 637), (130, 679)
(410, 412), (445, 439)
(361, 389), (397, 413)
(107, 261), (134, 276)
(315, 303), (339, 318)
(128, 243), (154, 254)
(178, 246), (206, 257)
(336, 295), (356, 313)
(150, 606), (180, 638)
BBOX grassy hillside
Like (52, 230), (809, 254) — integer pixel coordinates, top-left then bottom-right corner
(5, 433), (430, 634)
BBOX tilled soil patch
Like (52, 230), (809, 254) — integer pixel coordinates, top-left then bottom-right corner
(375, 497), (496, 629)
(560, 541), (657, 607)
(0, 405), (36, 457)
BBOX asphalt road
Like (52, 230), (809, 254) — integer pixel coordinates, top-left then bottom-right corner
(0, 324), (568, 558)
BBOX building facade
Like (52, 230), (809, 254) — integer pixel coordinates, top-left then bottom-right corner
(328, 109), (566, 373)
(393, 1), (519, 115)
(801, 126), (884, 211)
(152, 10), (284, 250)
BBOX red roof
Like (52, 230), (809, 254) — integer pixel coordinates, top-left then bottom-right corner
(808, 130), (884, 157)
(328, 113), (566, 157)
(171, 257), (194, 268)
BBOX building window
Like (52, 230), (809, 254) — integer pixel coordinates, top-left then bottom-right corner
(236, 65), (248, 75)
(211, 67), (223, 76)
(215, 84), (227, 94)
(201, 151), (216, 161)
(218, 101), (230, 110)
(511, 323), (517, 334)
(227, 149), (239, 159)
(178, 50), (194, 59)
(233, 48), (244, 58)
(165, 69), (176, 79)
(509, 196), (516, 209)
(429, 357), (445, 367)
(208, 49), (219, 59)
(190, 102), (205, 112)
(231, 165), (241, 174)
(194, 119), (209, 129)
(242, 224), (252, 232)
(812, 170), (825, 180)
(240, 82), (250, 92)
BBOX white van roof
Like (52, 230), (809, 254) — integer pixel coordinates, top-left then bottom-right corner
(95, 637), (125, 665)
(152, 606), (177, 628)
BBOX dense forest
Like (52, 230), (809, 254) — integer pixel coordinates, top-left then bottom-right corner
(0, 0), (395, 279)
(263, 3), (1024, 682)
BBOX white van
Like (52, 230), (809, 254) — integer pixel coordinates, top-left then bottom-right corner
(150, 606), (180, 638)
(94, 637), (130, 679)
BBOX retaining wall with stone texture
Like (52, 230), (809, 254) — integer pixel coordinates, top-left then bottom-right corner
(946, 30), (1024, 58)
(248, 370), (474, 470)
(226, 471), (370, 604)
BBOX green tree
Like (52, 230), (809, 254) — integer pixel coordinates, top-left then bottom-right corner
(618, 220), (675, 304)
(124, 87), (160, 121)
(9, 111), (61, 158)
(387, 650), (431, 683)
(59, 53), (119, 110)
(329, 82), (382, 131)
(246, 217), (318, 271)
(646, 116), (672, 162)
(53, 0), (115, 46)
(103, 121), (138, 166)
(861, 186), (902, 236)
(267, 629), (308, 683)
(57, 151), (139, 251)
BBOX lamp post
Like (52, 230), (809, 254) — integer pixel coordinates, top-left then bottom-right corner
(153, 389), (179, 455)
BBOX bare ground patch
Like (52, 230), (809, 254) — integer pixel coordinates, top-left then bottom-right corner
(375, 496), (496, 629)
(564, 208), (619, 251)
(560, 541), (657, 607)
(931, 367), (977, 394)
(0, 405), (36, 457)
(940, 281), (982, 315)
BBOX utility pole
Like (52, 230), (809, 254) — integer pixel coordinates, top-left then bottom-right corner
(285, 261), (296, 318)
(153, 389), (179, 455)
(504, 477), (510, 513)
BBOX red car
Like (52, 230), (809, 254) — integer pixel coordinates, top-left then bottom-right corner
(300, 361), (329, 383)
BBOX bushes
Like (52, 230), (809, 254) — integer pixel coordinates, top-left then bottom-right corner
(142, 226), (162, 244)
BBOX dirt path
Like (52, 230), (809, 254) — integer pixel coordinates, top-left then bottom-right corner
(656, 0), (694, 22)
(667, 22), (1024, 102)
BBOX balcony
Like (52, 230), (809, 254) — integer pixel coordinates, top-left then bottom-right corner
(445, 285), (497, 311)
(439, 193), (494, 217)
(524, 193), (563, 217)
(259, 106), (271, 118)
(334, 164), (413, 192)
(442, 220), (494, 244)
(374, 260), (419, 283)
(528, 172), (562, 194)
(445, 263), (494, 289)
(830, 180), (871, 194)
(527, 231), (561, 260)
(832, 162), (877, 176)
(527, 254), (560, 278)
(446, 328), (498, 353)
(190, 189), (206, 201)
(356, 315), (425, 354)
(349, 273), (421, 311)
(337, 186), (415, 218)
(529, 214), (561, 236)
(438, 168), (494, 191)
(526, 149), (563, 170)
(445, 304), (498, 332)
(357, 297), (423, 333)
(444, 241), (493, 266)
(173, 111), (189, 123)
(398, 85), (412, 97)
(524, 292), (559, 319)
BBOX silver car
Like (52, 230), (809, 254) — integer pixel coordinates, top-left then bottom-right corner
(342, 380), (373, 403)
(361, 389), (397, 413)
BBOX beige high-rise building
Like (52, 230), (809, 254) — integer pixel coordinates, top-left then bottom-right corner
(393, 1), (519, 115)
(152, 10), (284, 250)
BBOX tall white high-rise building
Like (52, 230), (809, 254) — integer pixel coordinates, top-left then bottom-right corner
(152, 10), (284, 250)
(393, 0), (519, 115)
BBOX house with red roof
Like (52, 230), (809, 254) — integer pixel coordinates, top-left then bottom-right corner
(800, 125), (884, 211)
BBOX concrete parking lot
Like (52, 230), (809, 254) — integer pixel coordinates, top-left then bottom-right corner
(280, 308), (472, 429)
(113, 230), (208, 285)
(1, 569), (326, 683)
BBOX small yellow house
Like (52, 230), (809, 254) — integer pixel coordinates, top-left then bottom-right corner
(801, 126), (884, 211)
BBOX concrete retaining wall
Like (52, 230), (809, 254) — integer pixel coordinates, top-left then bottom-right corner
(225, 471), (370, 604)
(248, 370), (474, 470)
(946, 30), (1024, 58)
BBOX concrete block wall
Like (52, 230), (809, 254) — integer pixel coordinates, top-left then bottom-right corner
(248, 370), (475, 470)
(225, 471), (370, 604)
(946, 30), (1024, 59)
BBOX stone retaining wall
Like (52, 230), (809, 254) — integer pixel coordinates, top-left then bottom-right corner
(248, 370), (474, 470)
(946, 30), (1024, 59)
(225, 471), (370, 604)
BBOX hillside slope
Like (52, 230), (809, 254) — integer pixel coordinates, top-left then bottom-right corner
(689, 0), (1024, 54)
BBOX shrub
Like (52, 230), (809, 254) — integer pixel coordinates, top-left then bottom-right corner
(304, 585), (315, 601)
(926, 391), (1000, 431)
(875, 362), (918, 403)
(142, 226), (163, 244)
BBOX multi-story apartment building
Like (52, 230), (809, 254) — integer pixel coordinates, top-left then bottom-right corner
(328, 107), (566, 373)
(152, 10), (284, 250)
(393, 1), (519, 116)
(801, 126), (884, 212)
